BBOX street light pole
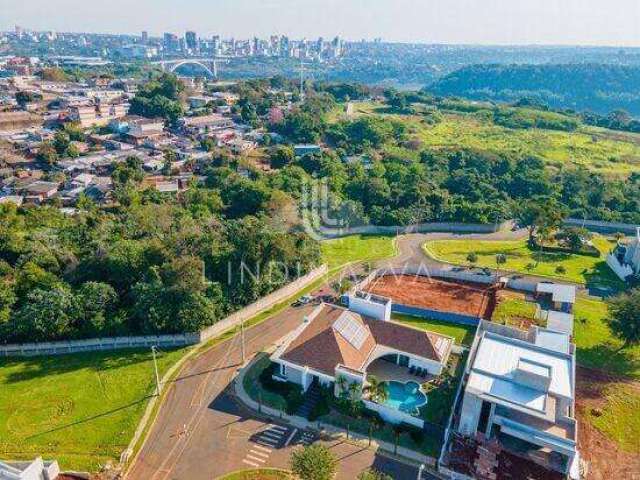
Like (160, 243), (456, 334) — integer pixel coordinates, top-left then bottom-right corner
(417, 464), (424, 480)
(151, 346), (161, 396)
(240, 319), (246, 364)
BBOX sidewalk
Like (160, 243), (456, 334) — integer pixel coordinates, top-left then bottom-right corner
(233, 352), (446, 477)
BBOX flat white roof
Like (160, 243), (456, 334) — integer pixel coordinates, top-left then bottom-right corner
(536, 283), (576, 304)
(535, 328), (571, 354)
(546, 311), (574, 336)
(468, 370), (547, 412)
(471, 332), (573, 400)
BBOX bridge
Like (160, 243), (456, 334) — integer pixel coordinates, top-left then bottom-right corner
(153, 58), (229, 78)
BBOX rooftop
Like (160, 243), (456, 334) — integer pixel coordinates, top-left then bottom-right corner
(275, 304), (453, 376)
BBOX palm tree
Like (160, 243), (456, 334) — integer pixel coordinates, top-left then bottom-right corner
(365, 375), (389, 404)
(336, 375), (348, 397)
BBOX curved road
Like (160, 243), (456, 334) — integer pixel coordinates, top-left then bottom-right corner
(375, 231), (588, 292)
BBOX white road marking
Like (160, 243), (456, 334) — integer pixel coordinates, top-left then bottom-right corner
(268, 424), (287, 433)
(252, 445), (271, 453)
(246, 454), (266, 463)
(242, 459), (260, 467)
(256, 438), (278, 447)
(249, 449), (269, 458)
(285, 428), (298, 446)
(261, 431), (283, 441)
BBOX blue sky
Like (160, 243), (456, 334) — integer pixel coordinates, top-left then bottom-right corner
(2, 0), (640, 46)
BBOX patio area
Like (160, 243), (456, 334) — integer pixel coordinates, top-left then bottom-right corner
(365, 357), (434, 385)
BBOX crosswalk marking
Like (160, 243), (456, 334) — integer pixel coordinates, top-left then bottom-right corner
(251, 444), (271, 453)
(242, 459), (261, 467)
(268, 424), (287, 433)
(249, 449), (269, 458)
(256, 438), (278, 447)
(246, 454), (266, 463)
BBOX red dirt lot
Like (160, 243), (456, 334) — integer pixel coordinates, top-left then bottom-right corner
(575, 367), (640, 480)
(366, 274), (495, 319)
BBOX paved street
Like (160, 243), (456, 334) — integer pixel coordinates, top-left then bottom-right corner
(126, 298), (427, 480)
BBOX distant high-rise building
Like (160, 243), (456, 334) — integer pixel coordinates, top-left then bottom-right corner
(280, 36), (290, 57)
(212, 35), (220, 55)
(141, 31), (148, 44)
(163, 32), (179, 52)
(252, 37), (260, 56)
(185, 31), (198, 52)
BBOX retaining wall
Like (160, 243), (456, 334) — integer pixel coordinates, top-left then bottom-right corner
(318, 220), (512, 239)
(391, 304), (481, 327)
(0, 265), (329, 357)
(564, 218), (640, 235)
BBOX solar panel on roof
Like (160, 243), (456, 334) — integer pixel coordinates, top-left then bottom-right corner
(333, 312), (369, 349)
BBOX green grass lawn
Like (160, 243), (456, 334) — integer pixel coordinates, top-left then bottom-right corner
(321, 234), (397, 271)
(584, 383), (640, 453)
(573, 296), (640, 379)
(492, 297), (539, 327)
(392, 314), (476, 346)
(0, 347), (188, 471)
(242, 353), (287, 411)
(217, 468), (292, 479)
(424, 236), (623, 288)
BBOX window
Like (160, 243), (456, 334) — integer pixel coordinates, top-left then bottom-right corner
(280, 363), (287, 377)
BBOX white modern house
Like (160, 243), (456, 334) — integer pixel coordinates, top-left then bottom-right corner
(457, 323), (579, 479)
(0, 457), (59, 480)
(270, 303), (454, 427)
(607, 227), (640, 280)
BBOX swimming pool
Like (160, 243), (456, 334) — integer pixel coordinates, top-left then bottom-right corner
(381, 381), (427, 414)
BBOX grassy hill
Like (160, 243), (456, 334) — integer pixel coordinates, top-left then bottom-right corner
(336, 101), (640, 176)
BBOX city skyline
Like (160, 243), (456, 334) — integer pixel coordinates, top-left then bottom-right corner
(2, 0), (640, 47)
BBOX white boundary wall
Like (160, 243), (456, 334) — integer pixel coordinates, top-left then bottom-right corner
(0, 265), (328, 357)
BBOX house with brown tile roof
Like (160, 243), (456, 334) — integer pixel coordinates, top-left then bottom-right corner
(269, 303), (453, 426)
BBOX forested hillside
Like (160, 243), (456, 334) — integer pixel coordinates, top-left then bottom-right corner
(429, 64), (640, 116)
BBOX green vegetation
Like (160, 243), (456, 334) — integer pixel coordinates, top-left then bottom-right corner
(0, 347), (187, 471)
(415, 114), (640, 176)
(218, 468), (292, 480)
(424, 236), (623, 288)
(242, 354), (289, 411)
(585, 384), (640, 453)
(419, 353), (466, 427)
(392, 314), (476, 346)
(320, 235), (397, 271)
(0, 167), (321, 343)
(492, 298), (538, 327)
(573, 296), (640, 379)
(429, 63), (640, 118)
(290, 445), (337, 480)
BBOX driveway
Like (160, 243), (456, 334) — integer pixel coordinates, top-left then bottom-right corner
(126, 297), (430, 480)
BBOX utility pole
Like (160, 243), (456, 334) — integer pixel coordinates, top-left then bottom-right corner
(151, 346), (161, 396)
(417, 464), (425, 480)
(240, 319), (246, 364)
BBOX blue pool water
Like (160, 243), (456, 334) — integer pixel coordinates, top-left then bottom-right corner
(382, 381), (427, 414)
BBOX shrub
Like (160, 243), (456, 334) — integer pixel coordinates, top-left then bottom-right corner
(308, 396), (330, 421)
(285, 388), (305, 415)
(290, 445), (337, 480)
(556, 265), (567, 274)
